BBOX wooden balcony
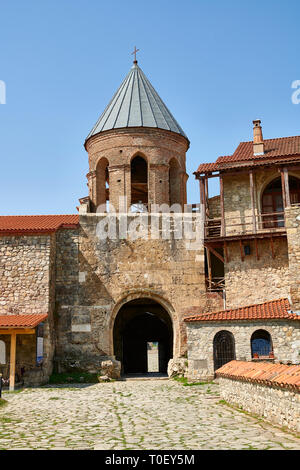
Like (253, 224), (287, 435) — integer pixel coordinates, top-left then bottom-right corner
(205, 211), (286, 241)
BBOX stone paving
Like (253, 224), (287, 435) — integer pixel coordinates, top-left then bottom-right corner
(0, 379), (299, 450)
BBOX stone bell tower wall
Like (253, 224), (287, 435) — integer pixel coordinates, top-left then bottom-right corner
(85, 128), (189, 212)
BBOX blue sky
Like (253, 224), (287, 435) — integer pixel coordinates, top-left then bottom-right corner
(0, 0), (299, 214)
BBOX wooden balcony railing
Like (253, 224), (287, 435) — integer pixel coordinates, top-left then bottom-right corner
(206, 277), (225, 292)
(205, 211), (285, 239)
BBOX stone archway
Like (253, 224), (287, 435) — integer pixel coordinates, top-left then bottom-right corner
(113, 298), (173, 375)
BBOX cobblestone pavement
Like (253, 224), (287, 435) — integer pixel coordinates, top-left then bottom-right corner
(0, 380), (299, 450)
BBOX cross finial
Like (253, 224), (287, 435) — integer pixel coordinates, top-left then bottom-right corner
(131, 46), (140, 64)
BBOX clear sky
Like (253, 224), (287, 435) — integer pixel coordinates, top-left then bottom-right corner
(0, 0), (299, 214)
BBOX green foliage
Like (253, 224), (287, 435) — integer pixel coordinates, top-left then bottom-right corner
(48, 372), (99, 384)
(173, 376), (214, 386)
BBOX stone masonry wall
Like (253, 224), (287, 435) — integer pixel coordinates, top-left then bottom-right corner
(224, 237), (290, 309)
(187, 320), (300, 382)
(0, 233), (56, 383)
(54, 214), (222, 373)
(285, 204), (300, 309)
(218, 377), (300, 433)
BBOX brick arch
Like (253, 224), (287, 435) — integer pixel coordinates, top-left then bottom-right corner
(95, 157), (109, 211)
(109, 290), (180, 357)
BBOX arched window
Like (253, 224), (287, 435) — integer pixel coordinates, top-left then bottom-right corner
(213, 330), (235, 371)
(169, 158), (181, 207)
(262, 176), (300, 227)
(0, 340), (5, 364)
(251, 330), (273, 358)
(130, 156), (148, 212)
(96, 157), (109, 212)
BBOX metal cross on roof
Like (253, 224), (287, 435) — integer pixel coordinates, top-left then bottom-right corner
(131, 46), (140, 63)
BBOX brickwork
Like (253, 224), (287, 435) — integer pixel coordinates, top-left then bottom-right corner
(85, 128), (189, 212)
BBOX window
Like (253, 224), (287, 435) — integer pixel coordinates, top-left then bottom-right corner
(251, 330), (273, 358)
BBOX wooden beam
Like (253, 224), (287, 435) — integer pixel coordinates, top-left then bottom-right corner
(280, 168), (287, 208)
(199, 178), (206, 214)
(219, 175), (226, 237)
(206, 247), (212, 287)
(249, 170), (257, 233)
(283, 167), (290, 207)
(224, 241), (229, 263)
(0, 329), (35, 335)
(204, 177), (210, 217)
(9, 333), (16, 391)
(205, 244), (224, 263)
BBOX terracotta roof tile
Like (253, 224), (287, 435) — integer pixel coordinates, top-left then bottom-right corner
(215, 360), (300, 392)
(184, 298), (300, 322)
(195, 135), (300, 174)
(0, 314), (48, 328)
(0, 215), (79, 234)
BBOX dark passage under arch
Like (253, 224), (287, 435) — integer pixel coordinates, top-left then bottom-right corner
(113, 299), (173, 375)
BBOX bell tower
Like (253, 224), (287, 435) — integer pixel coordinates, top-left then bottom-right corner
(82, 59), (190, 213)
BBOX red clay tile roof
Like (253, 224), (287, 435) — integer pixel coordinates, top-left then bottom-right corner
(0, 314), (48, 328)
(184, 298), (300, 322)
(195, 135), (300, 174)
(215, 360), (300, 392)
(0, 215), (79, 234)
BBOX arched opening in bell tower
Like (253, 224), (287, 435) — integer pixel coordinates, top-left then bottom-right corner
(96, 157), (109, 212)
(130, 156), (148, 212)
(113, 298), (173, 376)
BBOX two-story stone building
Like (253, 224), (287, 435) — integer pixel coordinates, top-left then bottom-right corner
(186, 120), (300, 381)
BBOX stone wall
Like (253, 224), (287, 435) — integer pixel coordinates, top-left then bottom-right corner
(286, 204), (300, 309)
(186, 320), (300, 382)
(224, 237), (290, 308)
(54, 214), (222, 373)
(0, 233), (57, 383)
(0, 234), (53, 314)
(218, 376), (300, 433)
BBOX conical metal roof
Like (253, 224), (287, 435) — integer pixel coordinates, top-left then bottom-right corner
(86, 62), (188, 141)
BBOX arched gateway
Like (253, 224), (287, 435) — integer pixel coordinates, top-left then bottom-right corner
(113, 298), (173, 375)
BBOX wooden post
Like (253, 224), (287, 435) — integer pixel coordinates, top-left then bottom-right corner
(205, 177), (210, 217)
(280, 168), (287, 208)
(9, 333), (16, 391)
(283, 168), (290, 207)
(206, 247), (212, 289)
(224, 241), (229, 263)
(249, 171), (257, 233)
(220, 175), (225, 237)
